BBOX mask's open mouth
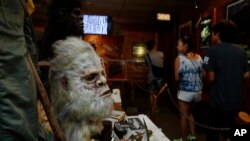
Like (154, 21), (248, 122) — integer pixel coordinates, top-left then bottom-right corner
(80, 21), (83, 28)
(100, 90), (111, 98)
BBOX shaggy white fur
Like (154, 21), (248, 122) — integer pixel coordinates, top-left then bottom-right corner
(49, 37), (113, 141)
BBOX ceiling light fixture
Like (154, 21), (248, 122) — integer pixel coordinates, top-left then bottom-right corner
(157, 13), (171, 21)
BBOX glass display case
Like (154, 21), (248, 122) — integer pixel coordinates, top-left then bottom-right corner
(105, 59), (128, 81)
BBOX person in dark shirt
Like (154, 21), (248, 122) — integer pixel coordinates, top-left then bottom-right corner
(203, 20), (249, 141)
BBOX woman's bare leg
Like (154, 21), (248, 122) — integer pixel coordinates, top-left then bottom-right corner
(178, 100), (190, 141)
(188, 103), (196, 137)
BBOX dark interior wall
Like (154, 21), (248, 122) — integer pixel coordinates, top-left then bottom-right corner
(158, 31), (175, 87)
(229, 0), (250, 40)
(178, 0), (229, 23)
(228, 0), (250, 113)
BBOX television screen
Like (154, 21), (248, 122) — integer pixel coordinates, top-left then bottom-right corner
(83, 15), (111, 35)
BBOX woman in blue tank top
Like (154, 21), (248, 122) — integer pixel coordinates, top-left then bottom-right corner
(173, 35), (204, 141)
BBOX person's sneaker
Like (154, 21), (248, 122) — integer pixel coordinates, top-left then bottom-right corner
(173, 138), (183, 141)
(187, 135), (197, 141)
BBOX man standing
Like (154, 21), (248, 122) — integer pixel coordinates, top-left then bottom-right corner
(144, 39), (165, 118)
(203, 20), (249, 141)
(144, 39), (165, 90)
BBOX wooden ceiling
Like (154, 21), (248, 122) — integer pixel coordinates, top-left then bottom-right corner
(32, 0), (196, 26)
(81, 0), (194, 24)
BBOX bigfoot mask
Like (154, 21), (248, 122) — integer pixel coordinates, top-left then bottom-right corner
(49, 37), (113, 141)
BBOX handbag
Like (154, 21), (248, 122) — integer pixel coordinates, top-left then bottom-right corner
(147, 54), (164, 78)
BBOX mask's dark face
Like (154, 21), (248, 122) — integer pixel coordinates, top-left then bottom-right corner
(60, 7), (83, 37)
(70, 7), (83, 29)
(44, 0), (84, 59)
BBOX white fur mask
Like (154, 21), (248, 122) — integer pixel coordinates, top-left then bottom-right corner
(49, 37), (113, 141)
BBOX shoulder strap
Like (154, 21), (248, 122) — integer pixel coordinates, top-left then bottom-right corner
(147, 54), (152, 64)
(178, 54), (184, 62)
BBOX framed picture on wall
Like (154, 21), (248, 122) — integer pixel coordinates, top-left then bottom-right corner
(226, 0), (248, 19)
(200, 17), (212, 49)
(106, 59), (127, 80)
(179, 20), (192, 38)
(226, 0), (250, 64)
(132, 43), (147, 58)
(131, 42), (147, 63)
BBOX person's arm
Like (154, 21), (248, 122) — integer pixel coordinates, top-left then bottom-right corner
(243, 51), (249, 79)
(144, 54), (149, 66)
(174, 56), (180, 81)
(198, 54), (206, 78)
(244, 71), (249, 79)
(203, 48), (215, 82)
(202, 70), (206, 78)
(243, 71), (249, 79)
(207, 71), (215, 81)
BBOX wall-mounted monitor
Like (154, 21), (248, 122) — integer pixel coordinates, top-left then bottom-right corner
(83, 14), (112, 35)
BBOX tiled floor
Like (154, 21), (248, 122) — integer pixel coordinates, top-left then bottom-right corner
(110, 83), (224, 141)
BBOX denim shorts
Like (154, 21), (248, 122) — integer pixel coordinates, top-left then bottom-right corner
(177, 90), (202, 102)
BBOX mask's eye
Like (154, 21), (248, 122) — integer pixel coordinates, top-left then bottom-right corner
(72, 9), (81, 16)
(84, 73), (98, 82)
(70, 8), (82, 18)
